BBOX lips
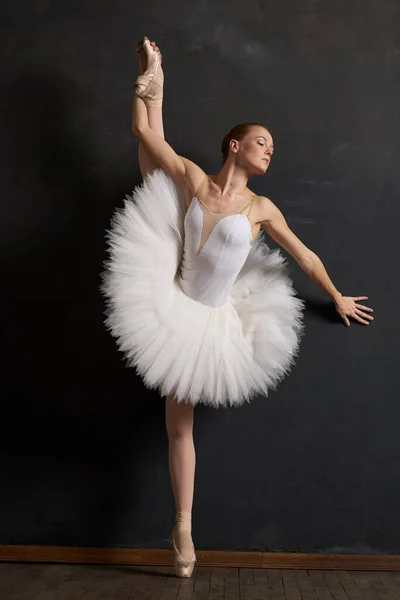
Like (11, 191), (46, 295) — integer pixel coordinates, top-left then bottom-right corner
(262, 158), (269, 165)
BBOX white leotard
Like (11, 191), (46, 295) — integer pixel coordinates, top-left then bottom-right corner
(179, 177), (256, 307)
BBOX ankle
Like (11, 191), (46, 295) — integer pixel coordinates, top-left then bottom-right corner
(175, 510), (192, 533)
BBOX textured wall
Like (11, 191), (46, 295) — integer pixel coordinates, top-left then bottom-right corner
(0, 0), (399, 553)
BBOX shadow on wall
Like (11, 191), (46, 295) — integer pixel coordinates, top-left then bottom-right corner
(0, 69), (170, 547)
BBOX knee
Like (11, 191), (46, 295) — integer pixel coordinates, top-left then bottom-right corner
(167, 422), (193, 441)
(132, 119), (148, 140)
(165, 397), (194, 441)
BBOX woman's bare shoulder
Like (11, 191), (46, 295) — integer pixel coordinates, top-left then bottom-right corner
(252, 194), (281, 224)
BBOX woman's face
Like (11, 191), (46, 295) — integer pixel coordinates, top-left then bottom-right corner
(232, 126), (274, 175)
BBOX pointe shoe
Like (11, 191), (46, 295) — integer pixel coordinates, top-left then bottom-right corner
(136, 41), (147, 75)
(170, 526), (197, 578)
(135, 36), (164, 107)
(136, 36), (160, 74)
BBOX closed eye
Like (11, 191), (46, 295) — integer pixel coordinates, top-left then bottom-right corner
(257, 140), (274, 154)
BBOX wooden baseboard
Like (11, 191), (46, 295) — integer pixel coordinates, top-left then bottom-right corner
(0, 545), (400, 570)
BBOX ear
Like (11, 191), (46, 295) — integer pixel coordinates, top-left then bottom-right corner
(229, 138), (240, 154)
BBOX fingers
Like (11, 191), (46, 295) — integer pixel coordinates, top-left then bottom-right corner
(354, 308), (374, 321)
(355, 303), (373, 312)
(342, 315), (350, 327)
(354, 309), (373, 324)
(350, 297), (374, 325)
(150, 40), (161, 54)
(341, 311), (372, 326)
(149, 40), (162, 63)
(340, 308), (374, 326)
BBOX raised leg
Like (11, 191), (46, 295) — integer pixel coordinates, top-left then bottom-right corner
(138, 103), (165, 177)
(135, 40), (165, 178)
(133, 39), (196, 568)
(165, 394), (196, 561)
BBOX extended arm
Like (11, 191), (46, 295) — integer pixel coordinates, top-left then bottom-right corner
(261, 201), (342, 302)
(132, 94), (205, 199)
(259, 198), (374, 326)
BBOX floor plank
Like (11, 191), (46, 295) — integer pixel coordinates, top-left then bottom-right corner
(2, 563), (400, 600)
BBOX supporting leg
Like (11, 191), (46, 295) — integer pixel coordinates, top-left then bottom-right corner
(165, 395), (196, 561)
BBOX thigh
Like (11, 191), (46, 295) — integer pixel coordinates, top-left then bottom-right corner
(165, 394), (194, 438)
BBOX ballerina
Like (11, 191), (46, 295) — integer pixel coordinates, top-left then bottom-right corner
(101, 37), (374, 577)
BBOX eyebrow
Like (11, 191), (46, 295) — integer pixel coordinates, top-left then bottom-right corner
(257, 136), (274, 149)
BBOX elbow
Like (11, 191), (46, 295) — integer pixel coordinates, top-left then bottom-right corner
(299, 252), (315, 272)
(131, 123), (141, 138)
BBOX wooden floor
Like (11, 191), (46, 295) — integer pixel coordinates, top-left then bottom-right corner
(1, 562), (400, 600)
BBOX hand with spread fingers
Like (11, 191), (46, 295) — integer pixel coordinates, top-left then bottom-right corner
(334, 295), (374, 327)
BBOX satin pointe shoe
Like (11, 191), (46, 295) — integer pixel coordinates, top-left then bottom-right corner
(170, 526), (197, 578)
(135, 36), (164, 107)
(136, 41), (147, 74)
(136, 36), (160, 74)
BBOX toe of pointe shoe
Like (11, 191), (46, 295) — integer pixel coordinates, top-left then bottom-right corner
(172, 552), (197, 578)
(137, 37), (158, 67)
(170, 532), (197, 578)
(173, 556), (196, 578)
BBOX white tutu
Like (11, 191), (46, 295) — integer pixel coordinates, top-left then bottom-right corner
(100, 169), (305, 408)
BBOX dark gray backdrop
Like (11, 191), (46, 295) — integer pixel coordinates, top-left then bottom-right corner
(0, 0), (399, 553)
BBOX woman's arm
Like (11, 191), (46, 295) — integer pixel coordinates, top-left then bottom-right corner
(132, 95), (200, 192)
(261, 200), (341, 301)
(258, 197), (374, 326)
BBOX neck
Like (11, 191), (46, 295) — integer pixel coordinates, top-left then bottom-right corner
(211, 161), (249, 197)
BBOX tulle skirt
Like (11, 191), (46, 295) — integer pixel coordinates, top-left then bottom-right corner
(100, 169), (305, 408)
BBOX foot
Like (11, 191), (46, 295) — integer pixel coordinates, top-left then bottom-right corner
(171, 525), (196, 578)
(136, 37), (162, 74)
(172, 524), (195, 560)
(135, 37), (164, 107)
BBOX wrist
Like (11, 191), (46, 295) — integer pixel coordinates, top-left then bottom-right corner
(332, 291), (343, 304)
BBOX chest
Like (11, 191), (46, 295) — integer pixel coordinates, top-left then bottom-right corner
(184, 198), (253, 257)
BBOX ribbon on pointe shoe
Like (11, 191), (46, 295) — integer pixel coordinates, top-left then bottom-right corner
(173, 510), (195, 562)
